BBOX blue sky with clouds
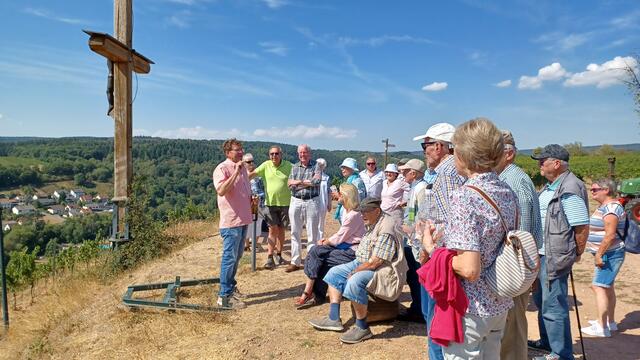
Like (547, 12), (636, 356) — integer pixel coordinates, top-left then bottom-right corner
(1, 0), (639, 151)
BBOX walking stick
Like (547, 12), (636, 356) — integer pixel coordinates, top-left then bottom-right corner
(569, 270), (587, 360)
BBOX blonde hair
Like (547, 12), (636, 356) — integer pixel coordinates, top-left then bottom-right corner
(339, 183), (360, 211)
(452, 117), (504, 173)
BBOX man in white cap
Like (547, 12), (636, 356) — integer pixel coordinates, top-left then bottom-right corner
(413, 122), (466, 360)
(360, 156), (384, 199)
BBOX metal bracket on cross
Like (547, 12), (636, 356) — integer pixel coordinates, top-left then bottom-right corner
(122, 276), (227, 312)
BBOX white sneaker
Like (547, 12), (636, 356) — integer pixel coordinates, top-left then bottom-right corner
(581, 322), (611, 337)
(589, 319), (618, 332)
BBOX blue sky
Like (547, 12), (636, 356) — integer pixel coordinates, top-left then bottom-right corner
(1, 0), (639, 151)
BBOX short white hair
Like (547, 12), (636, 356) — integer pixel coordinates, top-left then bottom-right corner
(316, 158), (327, 169)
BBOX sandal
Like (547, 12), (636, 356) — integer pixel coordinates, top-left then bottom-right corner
(295, 292), (316, 310)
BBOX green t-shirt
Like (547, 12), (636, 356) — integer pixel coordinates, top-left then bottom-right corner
(255, 160), (293, 206)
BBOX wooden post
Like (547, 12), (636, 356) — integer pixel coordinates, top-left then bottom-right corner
(381, 138), (395, 168)
(84, 0), (153, 244)
(112, 0), (133, 232)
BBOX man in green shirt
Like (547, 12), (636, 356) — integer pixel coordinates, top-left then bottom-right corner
(252, 145), (293, 269)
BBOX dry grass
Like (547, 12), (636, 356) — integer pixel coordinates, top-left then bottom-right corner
(2, 216), (640, 360)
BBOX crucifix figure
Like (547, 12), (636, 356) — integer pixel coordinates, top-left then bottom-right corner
(84, 0), (153, 245)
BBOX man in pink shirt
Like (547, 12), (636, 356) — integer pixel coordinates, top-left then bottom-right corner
(213, 138), (253, 309)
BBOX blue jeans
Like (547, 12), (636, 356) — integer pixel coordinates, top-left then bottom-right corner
(421, 285), (444, 360)
(532, 255), (574, 360)
(219, 225), (248, 297)
(323, 259), (374, 304)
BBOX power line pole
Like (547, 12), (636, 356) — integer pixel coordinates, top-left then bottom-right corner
(381, 138), (396, 167)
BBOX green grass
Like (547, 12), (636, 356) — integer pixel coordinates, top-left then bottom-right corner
(0, 156), (43, 167)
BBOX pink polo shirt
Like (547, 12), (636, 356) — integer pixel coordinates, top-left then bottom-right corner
(213, 159), (252, 229)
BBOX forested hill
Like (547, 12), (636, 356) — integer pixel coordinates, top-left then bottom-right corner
(0, 137), (415, 220)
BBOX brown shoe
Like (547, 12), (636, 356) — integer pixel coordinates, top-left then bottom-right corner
(285, 264), (301, 273)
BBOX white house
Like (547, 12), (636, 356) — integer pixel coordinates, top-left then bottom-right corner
(70, 189), (85, 199)
(53, 190), (67, 201)
(12, 205), (36, 216)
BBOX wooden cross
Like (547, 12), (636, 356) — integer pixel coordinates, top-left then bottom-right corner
(84, 0), (153, 243)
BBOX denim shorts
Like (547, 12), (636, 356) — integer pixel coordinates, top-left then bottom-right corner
(323, 259), (374, 305)
(592, 246), (625, 288)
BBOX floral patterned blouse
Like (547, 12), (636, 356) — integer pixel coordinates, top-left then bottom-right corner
(444, 171), (518, 318)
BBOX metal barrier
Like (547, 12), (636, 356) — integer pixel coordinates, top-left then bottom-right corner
(122, 276), (227, 312)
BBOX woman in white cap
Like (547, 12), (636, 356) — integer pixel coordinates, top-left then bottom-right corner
(380, 163), (409, 224)
(333, 157), (367, 223)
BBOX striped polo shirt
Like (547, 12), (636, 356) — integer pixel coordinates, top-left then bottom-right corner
(586, 202), (626, 253)
(539, 177), (589, 255)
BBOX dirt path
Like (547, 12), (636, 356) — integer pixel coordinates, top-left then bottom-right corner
(2, 215), (640, 359)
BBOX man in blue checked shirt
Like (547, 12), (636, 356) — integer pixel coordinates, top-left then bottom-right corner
(495, 131), (543, 360)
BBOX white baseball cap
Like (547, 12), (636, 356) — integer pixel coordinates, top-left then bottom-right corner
(384, 164), (399, 173)
(413, 122), (456, 142)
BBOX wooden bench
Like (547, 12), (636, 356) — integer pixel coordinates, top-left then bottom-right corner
(350, 294), (399, 323)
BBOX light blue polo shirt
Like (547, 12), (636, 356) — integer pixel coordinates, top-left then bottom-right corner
(539, 178), (589, 255)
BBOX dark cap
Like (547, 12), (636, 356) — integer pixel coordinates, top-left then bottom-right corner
(356, 197), (382, 213)
(531, 144), (570, 162)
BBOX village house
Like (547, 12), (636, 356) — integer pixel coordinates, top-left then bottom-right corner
(53, 190), (68, 202)
(0, 198), (18, 210)
(47, 205), (66, 215)
(79, 194), (94, 204)
(36, 198), (56, 207)
(70, 189), (85, 199)
(3, 220), (17, 232)
(12, 205), (36, 216)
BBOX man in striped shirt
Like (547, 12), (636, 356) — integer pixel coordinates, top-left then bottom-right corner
(287, 144), (322, 272)
(529, 144), (589, 360)
(496, 131), (543, 360)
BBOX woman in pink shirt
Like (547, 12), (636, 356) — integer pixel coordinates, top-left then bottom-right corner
(295, 183), (365, 309)
(380, 163), (409, 224)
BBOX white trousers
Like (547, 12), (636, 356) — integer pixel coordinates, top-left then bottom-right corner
(288, 196), (320, 266)
(318, 207), (328, 240)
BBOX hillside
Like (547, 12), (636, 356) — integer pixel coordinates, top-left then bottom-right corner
(1, 216), (640, 359)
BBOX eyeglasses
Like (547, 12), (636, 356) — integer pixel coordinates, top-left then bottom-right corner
(590, 188), (606, 193)
(421, 141), (436, 150)
(366, 162), (376, 166)
(269, 152), (280, 156)
(230, 147), (243, 153)
(537, 158), (549, 166)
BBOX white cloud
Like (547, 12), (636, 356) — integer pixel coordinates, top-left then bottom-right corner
(518, 62), (569, 90)
(494, 79), (512, 88)
(167, 10), (192, 28)
(23, 7), (90, 25)
(231, 49), (260, 59)
(421, 82), (448, 92)
(262, 0), (288, 9)
(253, 125), (357, 139)
(135, 126), (248, 140)
(338, 35), (435, 47)
(534, 32), (590, 51)
(564, 56), (638, 88)
(259, 41), (289, 56)
(611, 10), (640, 29)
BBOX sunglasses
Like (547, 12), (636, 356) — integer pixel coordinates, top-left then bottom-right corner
(590, 188), (606, 193)
(421, 141), (436, 150)
(244, 160), (254, 164)
(269, 152), (280, 156)
(366, 162), (376, 166)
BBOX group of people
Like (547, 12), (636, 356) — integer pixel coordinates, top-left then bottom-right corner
(212, 117), (628, 360)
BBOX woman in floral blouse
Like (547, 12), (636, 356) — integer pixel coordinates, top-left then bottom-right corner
(423, 118), (517, 359)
